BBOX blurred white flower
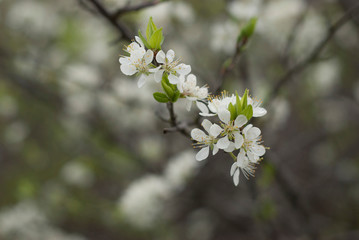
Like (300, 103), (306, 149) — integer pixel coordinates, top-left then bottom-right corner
(0, 201), (86, 240)
(138, 136), (164, 163)
(119, 175), (172, 228)
(312, 59), (340, 96)
(210, 20), (238, 54)
(64, 64), (101, 89)
(61, 161), (94, 188)
(228, 0), (261, 20)
(164, 150), (198, 190)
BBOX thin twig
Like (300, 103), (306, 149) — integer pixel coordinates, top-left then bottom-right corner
(164, 102), (191, 137)
(83, 0), (133, 42)
(112, 0), (166, 19)
(266, 2), (359, 103)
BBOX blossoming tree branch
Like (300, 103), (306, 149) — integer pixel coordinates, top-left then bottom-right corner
(119, 17), (267, 186)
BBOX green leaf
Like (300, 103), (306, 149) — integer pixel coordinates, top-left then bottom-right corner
(172, 90), (180, 102)
(153, 92), (169, 103)
(138, 30), (151, 49)
(235, 91), (241, 116)
(228, 103), (237, 121)
(242, 104), (253, 120)
(148, 28), (164, 50)
(161, 76), (174, 99)
(146, 17), (157, 40)
(240, 89), (249, 111)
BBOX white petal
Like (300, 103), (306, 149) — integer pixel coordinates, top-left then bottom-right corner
(186, 74), (197, 86)
(154, 69), (165, 83)
(242, 124), (253, 135)
(186, 100), (192, 111)
(137, 74), (147, 88)
(247, 152), (259, 163)
(197, 101), (209, 114)
(119, 57), (130, 65)
(120, 64), (137, 76)
(217, 136), (230, 149)
(196, 146), (209, 161)
(237, 148), (246, 162)
(253, 107), (267, 117)
(175, 64), (191, 75)
(224, 142), (235, 152)
(218, 109), (231, 124)
(166, 49), (175, 63)
(247, 127), (261, 140)
(234, 115), (248, 128)
(191, 128), (207, 141)
(144, 50), (154, 65)
(233, 168), (240, 186)
(168, 74), (179, 84)
(148, 66), (161, 73)
(213, 145), (219, 155)
(234, 132), (244, 149)
(251, 145), (266, 156)
(209, 124), (223, 138)
(156, 50), (166, 63)
(230, 163), (237, 176)
(201, 119), (212, 133)
(135, 36), (144, 49)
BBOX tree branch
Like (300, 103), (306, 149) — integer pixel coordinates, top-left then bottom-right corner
(112, 0), (166, 19)
(266, 2), (359, 103)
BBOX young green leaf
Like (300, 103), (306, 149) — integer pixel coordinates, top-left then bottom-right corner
(138, 30), (151, 49)
(161, 77), (174, 99)
(235, 91), (241, 116)
(228, 103), (237, 121)
(153, 92), (169, 103)
(148, 28), (164, 50)
(242, 104), (253, 120)
(172, 90), (180, 102)
(240, 89), (249, 111)
(146, 17), (157, 40)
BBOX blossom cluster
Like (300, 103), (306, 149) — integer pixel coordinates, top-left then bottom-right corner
(118, 17), (267, 187)
(119, 18), (208, 109)
(191, 91), (267, 186)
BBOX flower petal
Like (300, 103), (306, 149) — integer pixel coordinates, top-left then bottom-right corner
(233, 168), (240, 186)
(197, 101), (209, 114)
(230, 162), (237, 176)
(156, 50), (166, 64)
(251, 145), (266, 156)
(253, 107), (267, 117)
(247, 152), (259, 163)
(168, 74), (179, 84)
(154, 69), (165, 83)
(120, 64), (137, 76)
(242, 124), (253, 135)
(217, 136), (230, 149)
(196, 146), (209, 161)
(218, 109), (231, 124)
(201, 119), (212, 133)
(224, 142), (235, 152)
(234, 115), (248, 128)
(135, 36), (144, 49)
(119, 57), (131, 65)
(166, 49), (175, 63)
(247, 127), (261, 140)
(191, 128), (207, 141)
(137, 74), (147, 88)
(209, 124), (223, 138)
(186, 100), (192, 111)
(234, 132), (244, 149)
(175, 64), (191, 75)
(144, 50), (154, 65)
(213, 145), (219, 155)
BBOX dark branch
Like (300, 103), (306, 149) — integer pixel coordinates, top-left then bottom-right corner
(112, 0), (166, 19)
(266, 2), (359, 103)
(163, 102), (191, 137)
(83, 0), (133, 42)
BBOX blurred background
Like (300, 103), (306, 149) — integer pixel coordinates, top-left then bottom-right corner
(0, 0), (359, 239)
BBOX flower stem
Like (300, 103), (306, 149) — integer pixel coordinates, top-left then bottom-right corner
(229, 152), (237, 161)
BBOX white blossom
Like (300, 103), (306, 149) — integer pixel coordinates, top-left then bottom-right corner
(178, 74), (208, 111)
(242, 124), (266, 163)
(215, 110), (247, 150)
(191, 119), (221, 161)
(230, 148), (256, 186)
(155, 49), (191, 84)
